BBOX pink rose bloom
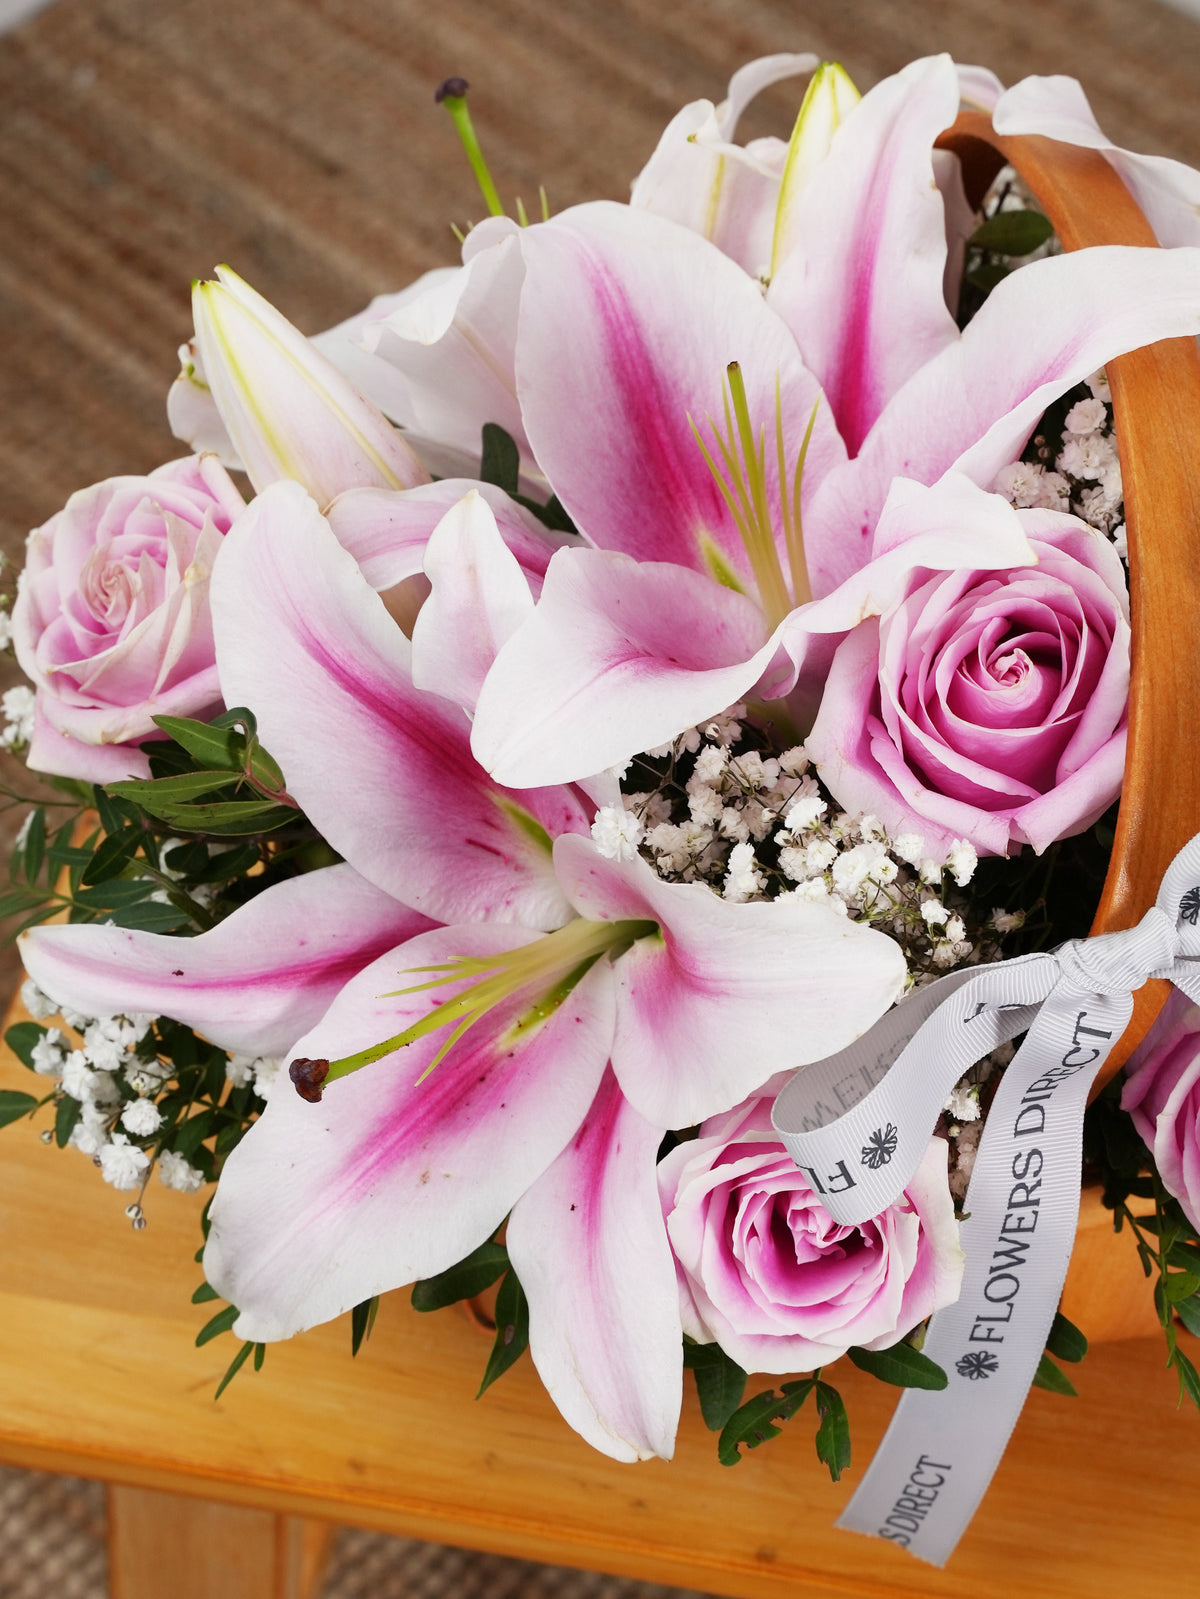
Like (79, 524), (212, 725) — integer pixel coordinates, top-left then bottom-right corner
(1122, 990), (1200, 1232)
(806, 510), (1130, 857)
(14, 455), (245, 782)
(657, 1089), (963, 1374)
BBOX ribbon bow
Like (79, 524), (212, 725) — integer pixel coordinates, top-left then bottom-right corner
(771, 832), (1200, 1565)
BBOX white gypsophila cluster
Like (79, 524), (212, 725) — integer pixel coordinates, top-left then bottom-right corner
(158, 1148), (205, 1193)
(594, 707), (1003, 982)
(0, 685), (35, 750)
(942, 1038), (1016, 1203)
(226, 1052), (282, 1101)
(993, 369), (1125, 555)
(0, 608), (13, 653)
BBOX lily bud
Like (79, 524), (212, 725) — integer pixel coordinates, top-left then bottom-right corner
(192, 266), (431, 507)
(771, 61), (861, 276)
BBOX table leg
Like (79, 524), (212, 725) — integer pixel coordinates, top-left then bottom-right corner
(108, 1484), (337, 1599)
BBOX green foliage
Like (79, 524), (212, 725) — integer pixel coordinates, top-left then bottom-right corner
(477, 1268), (529, 1396)
(1031, 1352), (1077, 1397)
(813, 1380), (851, 1481)
(0, 1089), (39, 1129)
(967, 210), (1054, 257)
(847, 1340), (948, 1389)
(196, 1303), (240, 1346)
(718, 1378), (816, 1467)
(411, 1239), (509, 1311)
(683, 1338), (747, 1432)
(5, 1022), (48, 1071)
(1046, 1310), (1088, 1364)
(351, 1296), (380, 1357)
(477, 423), (577, 535)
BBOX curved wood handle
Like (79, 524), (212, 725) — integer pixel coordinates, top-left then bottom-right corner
(938, 112), (1200, 1088)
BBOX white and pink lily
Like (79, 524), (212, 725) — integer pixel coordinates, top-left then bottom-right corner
(21, 481), (905, 1463)
(465, 56), (1200, 797)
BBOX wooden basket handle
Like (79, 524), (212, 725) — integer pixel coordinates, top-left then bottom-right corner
(937, 112), (1200, 1090)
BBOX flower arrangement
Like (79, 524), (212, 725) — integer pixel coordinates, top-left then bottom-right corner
(3, 48), (1200, 1564)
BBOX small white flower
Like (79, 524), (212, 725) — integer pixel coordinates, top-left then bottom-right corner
(791, 877), (830, 902)
(777, 745), (809, 778)
(20, 979), (58, 1021)
(1086, 368), (1111, 402)
(253, 1057), (282, 1101)
(918, 858), (943, 887)
(989, 907), (1025, 935)
(891, 832), (925, 867)
(0, 611), (13, 651)
(1062, 397), (1108, 436)
(1033, 470), (1070, 509)
(125, 1058), (169, 1095)
(121, 1098), (163, 1136)
(60, 1007), (92, 1032)
(30, 1027), (66, 1077)
(723, 841), (763, 903)
(946, 839), (978, 887)
(225, 1052), (257, 1088)
(687, 785), (724, 827)
(590, 805), (644, 862)
(69, 1104), (112, 1158)
(99, 1133), (151, 1191)
(1058, 433), (1117, 481)
(832, 841), (888, 898)
(1112, 523), (1128, 560)
(60, 1050), (96, 1102)
(1, 685), (35, 746)
(82, 1023), (128, 1074)
(158, 1149), (206, 1193)
(945, 913), (967, 944)
(992, 461), (1044, 509)
(921, 900), (951, 928)
(944, 1082), (982, 1122)
(781, 794), (827, 835)
(692, 745), (727, 784)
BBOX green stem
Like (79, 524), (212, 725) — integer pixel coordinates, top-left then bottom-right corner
(437, 80), (506, 218)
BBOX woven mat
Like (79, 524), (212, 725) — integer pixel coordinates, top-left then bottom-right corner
(1, 0), (1198, 1594)
(0, 1465), (719, 1599)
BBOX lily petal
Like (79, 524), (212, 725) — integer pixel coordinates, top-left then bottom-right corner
(212, 482), (591, 928)
(767, 55), (962, 455)
(204, 925), (616, 1341)
(193, 267), (430, 506)
(20, 864), (429, 1057)
(411, 491), (536, 712)
(770, 61), (861, 278)
(554, 834), (908, 1127)
(507, 1067), (682, 1463)
(514, 201), (842, 579)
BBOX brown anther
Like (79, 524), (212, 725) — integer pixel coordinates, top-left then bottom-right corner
(435, 76), (469, 103)
(289, 1057), (329, 1103)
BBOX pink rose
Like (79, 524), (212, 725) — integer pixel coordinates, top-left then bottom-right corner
(806, 510), (1130, 857)
(657, 1090), (963, 1374)
(1122, 990), (1200, 1231)
(14, 455), (244, 782)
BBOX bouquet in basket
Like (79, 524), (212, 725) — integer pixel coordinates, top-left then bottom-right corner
(4, 50), (1200, 1562)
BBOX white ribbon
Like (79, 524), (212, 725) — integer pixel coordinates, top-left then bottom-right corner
(772, 832), (1200, 1566)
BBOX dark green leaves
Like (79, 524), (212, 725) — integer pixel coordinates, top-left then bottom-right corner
(1046, 1310), (1088, 1364)
(847, 1341), (948, 1390)
(411, 1239), (509, 1311)
(477, 1268), (529, 1396)
(54, 1094), (81, 1148)
(683, 1339), (747, 1431)
(0, 1090), (39, 1129)
(351, 1295), (380, 1356)
(196, 1304), (240, 1346)
(813, 1380), (851, 1482)
(480, 422), (520, 496)
(1031, 1352), (1077, 1397)
(968, 210), (1054, 257)
(5, 1022), (48, 1071)
(718, 1379), (815, 1466)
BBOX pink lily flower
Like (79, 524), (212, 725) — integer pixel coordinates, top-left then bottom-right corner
(467, 56), (1200, 794)
(20, 482), (905, 1462)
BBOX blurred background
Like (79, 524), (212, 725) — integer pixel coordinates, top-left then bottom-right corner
(0, 0), (1198, 1593)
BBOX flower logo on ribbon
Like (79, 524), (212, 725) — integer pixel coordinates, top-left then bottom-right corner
(956, 1350), (999, 1380)
(1180, 886), (1200, 927)
(860, 1123), (899, 1170)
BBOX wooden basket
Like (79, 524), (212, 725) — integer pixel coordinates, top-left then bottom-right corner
(938, 112), (1200, 1088)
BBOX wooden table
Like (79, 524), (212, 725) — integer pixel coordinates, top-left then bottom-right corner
(4, 2), (1200, 1595)
(0, 1014), (1196, 1599)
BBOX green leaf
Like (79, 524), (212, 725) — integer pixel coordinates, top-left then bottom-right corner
(213, 1340), (254, 1400)
(1174, 1292), (1200, 1339)
(253, 1342), (266, 1372)
(191, 1281), (220, 1304)
(477, 1268), (530, 1396)
(108, 771), (239, 808)
(964, 261), (1010, 295)
(195, 1303), (240, 1346)
(718, 1380), (815, 1466)
(847, 1341), (948, 1390)
(969, 209), (1054, 256)
(0, 887), (48, 919)
(92, 783), (137, 839)
(514, 492), (577, 535)
(5, 1022), (49, 1071)
(80, 827), (143, 887)
(71, 878), (159, 911)
(351, 1295), (380, 1356)
(683, 1339), (747, 1431)
(1172, 1345), (1200, 1410)
(1031, 1352), (1077, 1397)
(411, 1239), (509, 1311)
(54, 1094), (82, 1148)
(814, 1380), (851, 1483)
(1165, 1270), (1200, 1305)
(20, 808), (46, 884)
(108, 901), (191, 934)
(159, 800), (297, 836)
(1046, 1310), (1089, 1364)
(480, 422), (520, 496)
(151, 715), (244, 771)
(0, 1089), (39, 1129)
